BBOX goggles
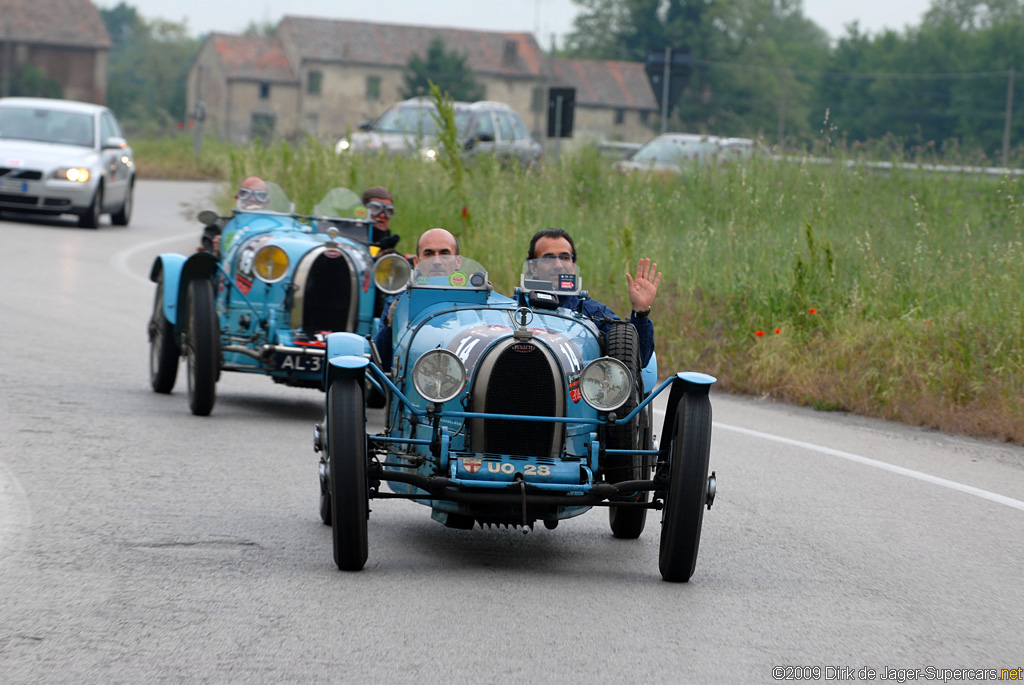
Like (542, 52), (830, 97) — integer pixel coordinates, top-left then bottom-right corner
(539, 252), (575, 262)
(366, 200), (395, 218)
(237, 187), (270, 203)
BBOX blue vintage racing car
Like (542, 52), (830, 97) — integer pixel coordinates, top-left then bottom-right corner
(315, 254), (718, 582)
(147, 184), (402, 415)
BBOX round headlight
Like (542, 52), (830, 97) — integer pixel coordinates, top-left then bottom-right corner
(412, 349), (466, 403)
(580, 357), (633, 412)
(374, 253), (412, 295)
(253, 245), (289, 282)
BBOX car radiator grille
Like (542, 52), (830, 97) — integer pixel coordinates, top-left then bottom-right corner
(302, 252), (354, 334)
(0, 168), (44, 180)
(478, 345), (559, 457)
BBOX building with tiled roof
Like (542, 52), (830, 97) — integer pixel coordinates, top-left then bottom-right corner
(187, 16), (659, 147)
(0, 0), (111, 104)
(550, 58), (658, 143)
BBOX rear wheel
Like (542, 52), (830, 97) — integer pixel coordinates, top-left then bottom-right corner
(78, 184), (102, 228)
(328, 378), (368, 570)
(111, 180), (133, 226)
(148, 274), (179, 393)
(659, 391), (712, 582)
(605, 322), (648, 539)
(185, 278), (218, 416)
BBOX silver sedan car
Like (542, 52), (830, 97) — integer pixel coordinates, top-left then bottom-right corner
(0, 97), (135, 228)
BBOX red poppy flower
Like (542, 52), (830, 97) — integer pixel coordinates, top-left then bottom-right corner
(461, 205), (468, 219)
(774, 328), (781, 334)
(808, 308), (817, 315)
(755, 330), (765, 337)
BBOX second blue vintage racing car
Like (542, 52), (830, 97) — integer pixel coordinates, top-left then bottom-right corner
(147, 185), (403, 415)
(315, 254), (718, 582)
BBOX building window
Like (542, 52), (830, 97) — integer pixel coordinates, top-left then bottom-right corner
(366, 75), (381, 99)
(251, 113), (275, 142)
(614, 109), (625, 125)
(260, 82), (270, 99)
(307, 71), (322, 95)
(640, 110), (650, 124)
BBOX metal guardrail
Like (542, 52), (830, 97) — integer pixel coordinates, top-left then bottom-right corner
(773, 154), (1024, 177)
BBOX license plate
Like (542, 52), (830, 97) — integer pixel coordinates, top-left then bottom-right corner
(0, 179), (28, 193)
(275, 353), (322, 373)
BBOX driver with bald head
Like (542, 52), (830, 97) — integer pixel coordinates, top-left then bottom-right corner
(373, 228), (460, 373)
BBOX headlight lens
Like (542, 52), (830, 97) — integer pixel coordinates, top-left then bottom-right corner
(420, 147), (438, 161)
(412, 350), (466, 403)
(252, 245), (289, 282)
(580, 357), (633, 412)
(335, 139), (350, 154)
(374, 253), (411, 294)
(56, 167), (91, 182)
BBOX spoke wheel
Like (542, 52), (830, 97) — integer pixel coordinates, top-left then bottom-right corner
(605, 322), (649, 539)
(148, 274), (179, 393)
(328, 378), (368, 570)
(185, 278), (218, 416)
(659, 391), (712, 582)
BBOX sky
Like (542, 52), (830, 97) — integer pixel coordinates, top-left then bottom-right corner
(100, 0), (936, 45)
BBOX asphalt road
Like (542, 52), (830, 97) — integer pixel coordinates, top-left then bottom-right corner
(1, 180), (1022, 683)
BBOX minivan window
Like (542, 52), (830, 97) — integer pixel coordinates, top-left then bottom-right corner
(494, 112), (514, 142)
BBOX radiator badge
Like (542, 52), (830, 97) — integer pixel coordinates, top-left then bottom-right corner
(462, 457), (483, 474)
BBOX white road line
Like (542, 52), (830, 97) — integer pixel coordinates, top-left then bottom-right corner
(652, 407), (1024, 512)
(111, 231), (197, 285)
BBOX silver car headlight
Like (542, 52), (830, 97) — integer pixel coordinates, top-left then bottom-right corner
(412, 349), (466, 403)
(335, 139), (351, 154)
(580, 357), (632, 412)
(54, 167), (91, 182)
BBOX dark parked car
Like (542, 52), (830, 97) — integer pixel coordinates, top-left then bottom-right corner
(0, 97), (135, 227)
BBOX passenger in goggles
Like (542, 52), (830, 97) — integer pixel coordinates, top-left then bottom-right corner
(362, 185), (400, 257)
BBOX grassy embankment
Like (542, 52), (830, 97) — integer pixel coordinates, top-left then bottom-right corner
(135, 135), (1024, 443)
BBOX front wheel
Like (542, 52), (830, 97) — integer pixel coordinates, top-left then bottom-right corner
(148, 274), (179, 393)
(185, 278), (218, 416)
(659, 391), (712, 582)
(328, 378), (369, 570)
(605, 322), (648, 539)
(111, 180), (133, 226)
(78, 184), (102, 229)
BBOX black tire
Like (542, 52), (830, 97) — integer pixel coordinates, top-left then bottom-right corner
(111, 180), (133, 226)
(184, 278), (218, 416)
(78, 184), (102, 228)
(605, 322), (649, 539)
(659, 391), (713, 582)
(148, 274), (179, 393)
(328, 378), (369, 571)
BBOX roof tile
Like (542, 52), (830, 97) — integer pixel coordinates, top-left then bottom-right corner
(551, 58), (657, 111)
(0, 0), (111, 49)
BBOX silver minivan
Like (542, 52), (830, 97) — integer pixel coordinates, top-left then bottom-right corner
(336, 97), (541, 166)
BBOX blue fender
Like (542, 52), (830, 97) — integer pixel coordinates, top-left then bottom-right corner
(325, 332), (371, 386)
(641, 351), (659, 395)
(150, 252), (218, 327)
(149, 253), (186, 326)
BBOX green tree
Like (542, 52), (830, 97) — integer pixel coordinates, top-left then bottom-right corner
(402, 38), (485, 101)
(100, 3), (199, 135)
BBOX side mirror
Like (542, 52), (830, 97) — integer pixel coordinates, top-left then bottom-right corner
(358, 120), (372, 131)
(197, 209), (220, 225)
(477, 132), (495, 143)
(102, 136), (127, 150)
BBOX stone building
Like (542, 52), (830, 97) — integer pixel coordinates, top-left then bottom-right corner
(186, 16), (658, 147)
(0, 0), (111, 104)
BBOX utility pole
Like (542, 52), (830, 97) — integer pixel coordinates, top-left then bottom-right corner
(1002, 67), (1015, 168)
(660, 47), (671, 134)
(777, 69), (788, 148)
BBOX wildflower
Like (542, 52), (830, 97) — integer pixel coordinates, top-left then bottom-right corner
(808, 307), (817, 315)
(461, 206), (468, 219)
(755, 330), (765, 337)
(774, 328), (781, 334)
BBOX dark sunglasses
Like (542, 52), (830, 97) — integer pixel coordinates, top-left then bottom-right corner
(540, 252), (575, 262)
(366, 200), (395, 218)
(237, 188), (269, 202)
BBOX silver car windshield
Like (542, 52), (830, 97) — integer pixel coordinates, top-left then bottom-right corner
(0, 107), (94, 147)
(520, 257), (581, 296)
(372, 105), (473, 138)
(411, 256), (488, 289)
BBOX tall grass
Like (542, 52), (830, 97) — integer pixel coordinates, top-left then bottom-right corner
(140, 135), (1024, 443)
